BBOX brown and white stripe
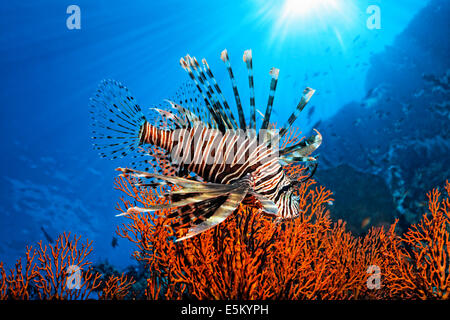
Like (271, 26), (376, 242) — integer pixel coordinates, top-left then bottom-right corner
(139, 121), (298, 218)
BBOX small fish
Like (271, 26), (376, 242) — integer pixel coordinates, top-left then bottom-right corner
(361, 217), (371, 229)
(111, 236), (119, 248)
(312, 120), (322, 128)
(307, 105), (315, 120)
(367, 157), (376, 166)
(415, 201), (427, 208)
(401, 190), (410, 200)
(414, 89), (424, 98)
(365, 88), (375, 99)
(40, 226), (53, 243)
(256, 108), (265, 119)
(401, 103), (412, 114)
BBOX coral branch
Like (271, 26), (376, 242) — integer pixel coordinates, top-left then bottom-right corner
(98, 273), (135, 300)
(383, 180), (450, 299)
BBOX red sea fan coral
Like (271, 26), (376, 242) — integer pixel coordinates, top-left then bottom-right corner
(33, 232), (102, 299)
(115, 173), (400, 300)
(115, 169), (450, 300)
(0, 246), (38, 300)
(2, 179), (449, 300)
(98, 273), (136, 300)
(116, 172), (386, 300)
(0, 232), (134, 300)
(382, 181), (450, 299)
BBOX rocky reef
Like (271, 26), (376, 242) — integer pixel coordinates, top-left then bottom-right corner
(315, 164), (397, 235)
(317, 0), (450, 226)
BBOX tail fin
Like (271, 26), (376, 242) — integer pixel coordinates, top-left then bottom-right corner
(90, 80), (147, 160)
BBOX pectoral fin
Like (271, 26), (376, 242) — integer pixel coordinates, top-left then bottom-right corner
(251, 193), (278, 216)
(117, 168), (253, 241)
(176, 185), (249, 241)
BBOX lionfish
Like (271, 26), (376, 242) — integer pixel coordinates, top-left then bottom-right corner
(91, 49), (322, 241)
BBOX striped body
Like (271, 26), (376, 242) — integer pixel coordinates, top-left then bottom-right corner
(140, 122), (298, 218)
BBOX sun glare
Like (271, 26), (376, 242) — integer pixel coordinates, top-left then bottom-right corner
(251, 0), (358, 45)
(281, 0), (339, 18)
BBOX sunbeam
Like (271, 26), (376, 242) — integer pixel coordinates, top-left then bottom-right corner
(251, 0), (359, 44)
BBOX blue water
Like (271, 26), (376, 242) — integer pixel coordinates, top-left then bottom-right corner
(0, 0), (444, 269)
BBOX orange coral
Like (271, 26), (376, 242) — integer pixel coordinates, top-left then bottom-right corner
(116, 178), (378, 299)
(33, 232), (102, 300)
(381, 181), (450, 299)
(0, 246), (38, 300)
(0, 232), (134, 300)
(2, 172), (449, 300)
(0, 263), (5, 299)
(279, 127), (302, 149)
(98, 273), (136, 300)
(116, 172), (391, 300)
(115, 168), (450, 300)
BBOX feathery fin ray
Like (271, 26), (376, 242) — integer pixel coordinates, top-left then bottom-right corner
(116, 167), (252, 242)
(90, 80), (147, 160)
(221, 49), (247, 130)
(243, 49), (256, 129)
(279, 87), (316, 139)
(261, 67), (280, 131)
